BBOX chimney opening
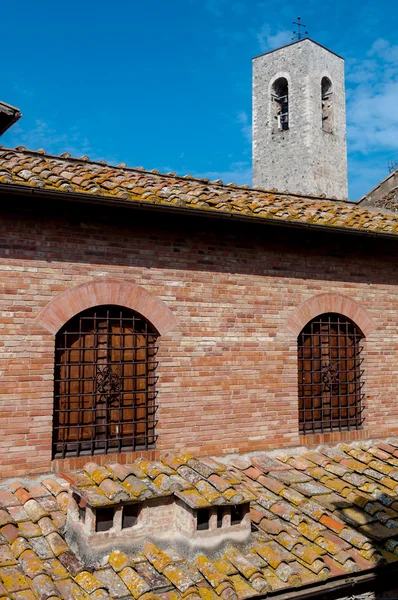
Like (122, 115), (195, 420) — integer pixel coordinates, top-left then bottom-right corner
(78, 505), (86, 522)
(197, 508), (210, 531)
(72, 492), (86, 522)
(231, 504), (244, 525)
(217, 506), (224, 528)
(122, 503), (141, 529)
(95, 507), (115, 532)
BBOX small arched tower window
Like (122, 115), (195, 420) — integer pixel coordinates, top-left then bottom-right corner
(298, 313), (364, 434)
(321, 77), (333, 133)
(271, 77), (289, 132)
(53, 305), (159, 458)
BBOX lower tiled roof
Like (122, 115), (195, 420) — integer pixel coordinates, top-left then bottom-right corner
(1, 148), (398, 237)
(2, 439), (398, 599)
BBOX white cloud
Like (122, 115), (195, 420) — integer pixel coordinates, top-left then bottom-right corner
(236, 110), (252, 144)
(194, 161), (252, 186)
(256, 24), (291, 53)
(3, 118), (120, 165)
(4, 119), (92, 156)
(348, 157), (389, 201)
(368, 38), (398, 63)
(346, 39), (398, 154)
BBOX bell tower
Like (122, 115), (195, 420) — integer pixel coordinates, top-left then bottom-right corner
(252, 38), (348, 200)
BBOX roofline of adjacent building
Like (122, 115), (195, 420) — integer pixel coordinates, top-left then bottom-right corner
(1, 182), (397, 241)
(252, 37), (344, 61)
(359, 168), (398, 203)
(0, 101), (22, 136)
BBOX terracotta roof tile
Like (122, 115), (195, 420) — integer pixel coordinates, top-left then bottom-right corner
(2, 441), (398, 597)
(2, 148), (398, 238)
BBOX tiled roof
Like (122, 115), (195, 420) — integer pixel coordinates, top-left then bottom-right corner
(359, 170), (398, 213)
(363, 187), (398, 212)
(1, 147), (398, 237)
(63, 455), (255, 509)
(2, 440), (398, 599)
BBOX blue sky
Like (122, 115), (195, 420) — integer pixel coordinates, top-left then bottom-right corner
(1, 0), (397, 200)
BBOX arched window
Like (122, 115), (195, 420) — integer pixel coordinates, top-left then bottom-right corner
(271, 77), (289, 131)
(321, 77), (333, 133)
(53, 305), (159, 458)
(298, 313), (364, 434)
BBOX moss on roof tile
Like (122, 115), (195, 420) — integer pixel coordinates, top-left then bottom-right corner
(1, 148), (398, 238)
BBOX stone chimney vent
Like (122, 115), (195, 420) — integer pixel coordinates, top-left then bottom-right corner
(62, 456), (253, 565)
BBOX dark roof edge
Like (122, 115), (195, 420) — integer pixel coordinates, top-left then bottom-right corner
(252, 37), (344, 61)
(0, 102), (22, 136)
(0, 147), (354, 206)
(1, 182), (397, 241)
(251, 563), (398, 600)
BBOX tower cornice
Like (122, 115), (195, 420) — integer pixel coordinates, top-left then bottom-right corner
(252, 37), (344, 61)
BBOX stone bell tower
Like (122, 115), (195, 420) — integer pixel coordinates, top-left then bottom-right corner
(252, 38), (348, 200)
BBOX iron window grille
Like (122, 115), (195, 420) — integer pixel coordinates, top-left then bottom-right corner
(53, 305), (159, 459)
(298, 313), (364, 434)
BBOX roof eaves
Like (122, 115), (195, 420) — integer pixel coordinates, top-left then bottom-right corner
(269, 564), (398, 600)
(1, 181), (397, 240)
(0, 102), (22, 136)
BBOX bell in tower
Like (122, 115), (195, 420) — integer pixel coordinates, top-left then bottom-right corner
(252, 37), (348, 200)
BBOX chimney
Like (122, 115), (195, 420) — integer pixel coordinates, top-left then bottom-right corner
(62, 459), (253, 566)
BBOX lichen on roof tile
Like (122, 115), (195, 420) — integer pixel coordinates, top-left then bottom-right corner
(3, 442), (398, 597)
(2, 147), (398, 238)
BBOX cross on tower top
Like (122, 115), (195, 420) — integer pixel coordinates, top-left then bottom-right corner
(292, 17), (308, 41)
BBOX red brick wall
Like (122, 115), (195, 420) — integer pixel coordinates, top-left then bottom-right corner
(1, 198), (398, 477)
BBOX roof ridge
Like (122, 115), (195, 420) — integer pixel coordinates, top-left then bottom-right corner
(0, 145), (352, 204)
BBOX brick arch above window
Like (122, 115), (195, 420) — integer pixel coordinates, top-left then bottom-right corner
(35, 279), (178, 336)
(286, 293), (375, 338)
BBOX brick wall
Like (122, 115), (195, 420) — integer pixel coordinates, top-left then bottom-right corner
(2, 197), (398, 476)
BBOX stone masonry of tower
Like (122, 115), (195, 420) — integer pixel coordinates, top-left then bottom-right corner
(252, 38), (348, 199)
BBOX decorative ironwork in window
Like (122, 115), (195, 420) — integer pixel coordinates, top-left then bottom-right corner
(298, 313), (364, 434)
(53, 306), (158, 458)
